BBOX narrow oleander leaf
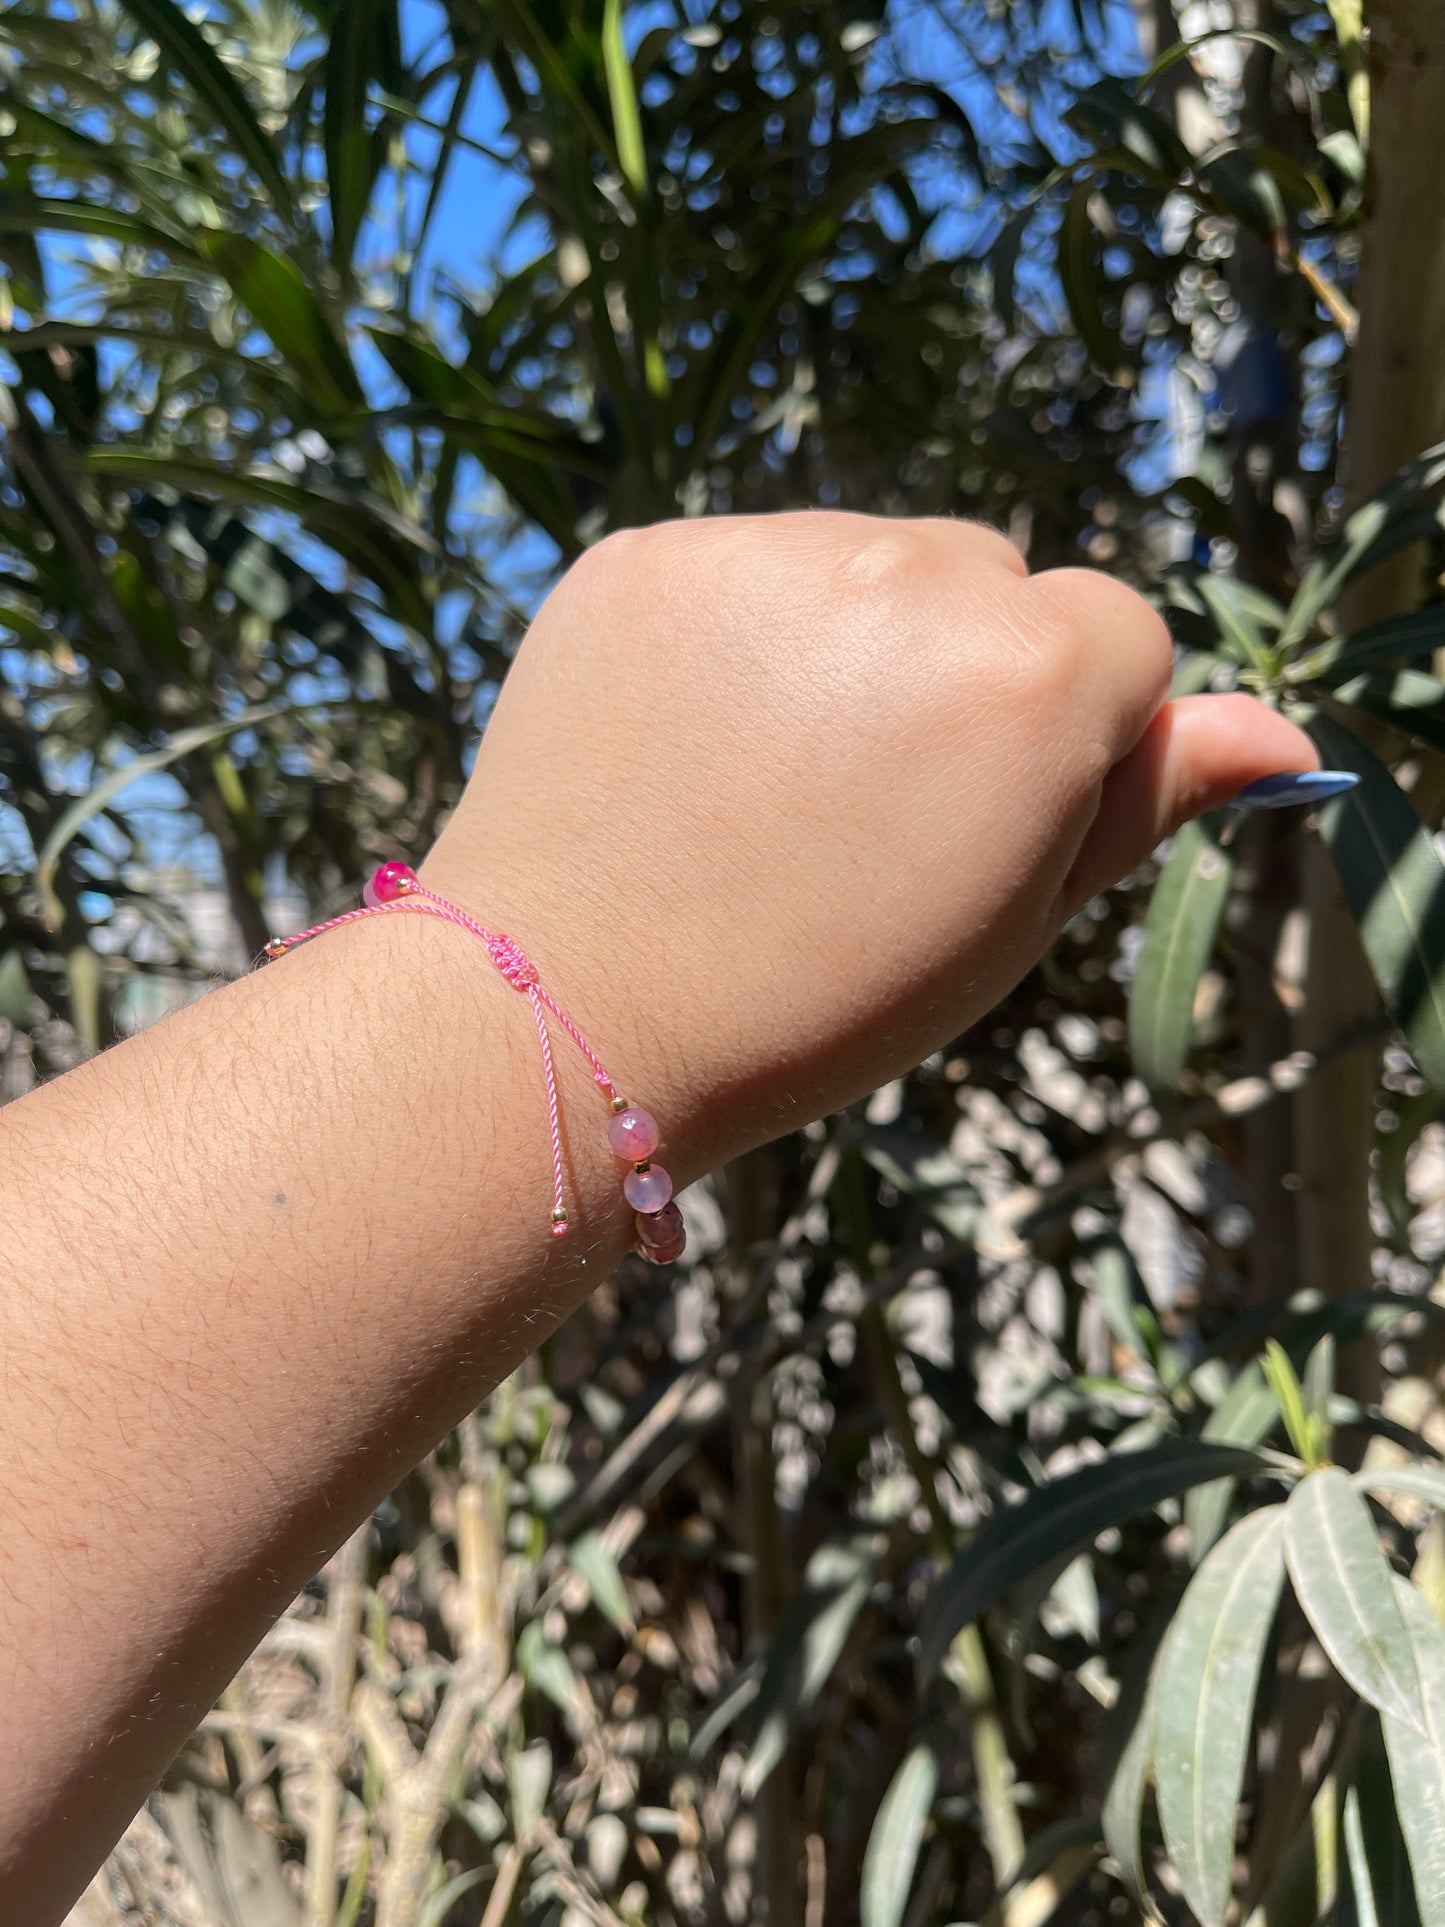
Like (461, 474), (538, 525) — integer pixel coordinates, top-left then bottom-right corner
(36, 704), (282, 929)
(1356, 1464), (1445, 1514)
(197, 236), (364, 412)
(1185, 1362), (1279, 1561)
(1303, 606), (1445, 684)
(516, 1621), (582, 1717)
(602, 0), (647, 196)
(918, 1438), (1271, 1679)
(744, 1532), (879, 1796)
(1304, 714), (1445, 1093)
(325, 0), (399, 270)
(568, 1531), (634, 1635)
(1282, 440), (1445, 652)
(1195, 573), (1277, 677)
(114, 0), (293, 218)
(1197, 146), (1288, 237)
(1101, 1620), (1167, 1907)
(1380, 1578), (1445, 1925)
(1065, 76), (1189, 181)
(861, 1744), (938, 1927)
(1154, 1507), (1286, 1927)
(1284, 1469), (1426, 1734)
(1343, 1716), (1421, 1927)
(1337, 670), (1445, 761)
(1060, 181), (1133, 386)
(1128, 816), (1235, 1091)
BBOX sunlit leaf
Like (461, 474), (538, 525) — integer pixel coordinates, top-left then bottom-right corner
(568, 1530), (634, 1635)
(113, 0), (293, 217)
(1128, 815), (1235, 1091)
(918, 1438), (1272, 1679)
(860, 1743), (937, 1927)
(1283, 1469), (1426, 1734)
(1154, 1507), (1286, 1927)
(1380, 1579), (1445, 1925)
(744, 1531), (879, 1797)
(1304, 714), (1445, 1093)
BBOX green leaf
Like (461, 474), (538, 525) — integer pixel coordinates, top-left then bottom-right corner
(1262, 1340), (1323, 1467)
(1343, 1716), (1420, 1927)
(325, 0), (399, 270)
(1195, 573), (1278, 677)
(1128, 816), (1235, 1091)
(1356, 1464), (1445, 1514)
(1336, 670), (1445, 759)
(918, 1438), (1273, 1679)
(1066, 77), (1189, 182)
(602, 0), (647, 197)
(744, 1531), (879, 1797)
(1283, 1469), (1426, 1734)
(1381, 1578), (1445, 1925)
(1281, 441), (1445, 652)
(1101, 1618), (1167, 1907)
(1186, 1362), (1278, 1561)
(1154, 1507), (1286, 1927)
(1197, 146), (1288, 238)
(516, 1620), (581, 1717)
(113, 0), (293, 219)
(567, 1531), (634, 1635)
(1301, 607), (1445, 685)
(506, 1740), (552, 1837)
(1304, 713), (1445, 1093)
(1060, 182), (1133, 386)
(36, 704), (283, 930)
(861, 1743), (938, 1927)
(197, 236), (363, 412)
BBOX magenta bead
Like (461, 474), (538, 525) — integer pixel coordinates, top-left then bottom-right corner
(623, 1164), (672, 1213)
(608, 1105), (659, 1161)
(636, 1201), (683, 1248)
(365, 861), (417, 907)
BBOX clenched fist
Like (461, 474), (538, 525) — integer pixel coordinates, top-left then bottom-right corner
(423, 513), (1315, 1178)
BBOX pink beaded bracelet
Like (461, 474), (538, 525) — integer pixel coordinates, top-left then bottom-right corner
(262, 862), (685, 1264)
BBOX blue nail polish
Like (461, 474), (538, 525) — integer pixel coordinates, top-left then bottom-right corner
(1232, 770), (1360, 811)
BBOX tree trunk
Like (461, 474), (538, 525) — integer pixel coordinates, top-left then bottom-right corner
(1295, 0), (1445, 1344)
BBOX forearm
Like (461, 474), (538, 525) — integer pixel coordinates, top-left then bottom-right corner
(0, 904), (650, 1904)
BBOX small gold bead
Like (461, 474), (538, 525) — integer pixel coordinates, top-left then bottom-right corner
(551, 1207), (568, 1224)
(396, 875), (417, 894)
(264, 938), (287, 958)
(611, 1095), (628, 1113)
(634, 1159), (651, 1174)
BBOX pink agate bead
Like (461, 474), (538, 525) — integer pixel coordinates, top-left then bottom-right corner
(638, 1229), (686, 1265)
(608, 1105), (659, 1161)
(623, 1164), (672, 1213)
(635, 1200), (683, 1249)
(365, 861), (417, 906)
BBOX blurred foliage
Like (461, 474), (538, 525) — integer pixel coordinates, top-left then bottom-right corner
(10, 1), (1445, 1924)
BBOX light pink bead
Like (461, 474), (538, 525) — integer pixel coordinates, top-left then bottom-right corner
(608, 1106), (659, 1161)
(623, 1164), (672, 1213)
(365, 861), (418, 906)
(636, 1201), (683, 1248)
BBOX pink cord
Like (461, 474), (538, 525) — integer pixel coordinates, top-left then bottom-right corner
(261, 863), (685, 1262)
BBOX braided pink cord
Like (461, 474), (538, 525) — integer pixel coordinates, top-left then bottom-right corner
(264, 881), (619, 1232)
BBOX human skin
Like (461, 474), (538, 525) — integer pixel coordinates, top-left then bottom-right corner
(0, 514), (1316, 1915)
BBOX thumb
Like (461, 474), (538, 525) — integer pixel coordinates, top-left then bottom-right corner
(1062, 693), (1319, 915)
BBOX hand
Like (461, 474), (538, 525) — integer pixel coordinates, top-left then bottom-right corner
(423, 514), (1315, 1176)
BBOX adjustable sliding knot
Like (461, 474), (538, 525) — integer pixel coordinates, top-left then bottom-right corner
(262, 863), (685, 1263)
(486, 932), (538, 989)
